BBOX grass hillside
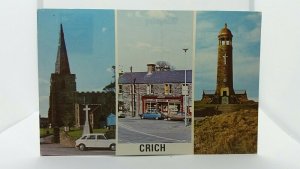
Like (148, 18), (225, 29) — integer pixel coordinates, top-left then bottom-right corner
(194, 109), (258, 154)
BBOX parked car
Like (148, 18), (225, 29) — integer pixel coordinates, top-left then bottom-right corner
(141, 111), (162, 120)
(118, 112), (126, 118)
(75, 133), (116, 151)
(168, 112), (186, 121)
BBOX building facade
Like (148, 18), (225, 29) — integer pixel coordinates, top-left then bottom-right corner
(118, 64), (192, 118)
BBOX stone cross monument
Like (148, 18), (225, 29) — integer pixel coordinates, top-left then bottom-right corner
(82, 104), (91, 135)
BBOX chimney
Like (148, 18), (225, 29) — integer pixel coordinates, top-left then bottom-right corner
(147, 64), (156, 75)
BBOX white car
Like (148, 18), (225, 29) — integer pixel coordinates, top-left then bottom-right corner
(75, 133), (116, 151)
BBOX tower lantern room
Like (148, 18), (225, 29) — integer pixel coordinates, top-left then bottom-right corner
(218, 23), (233, 46)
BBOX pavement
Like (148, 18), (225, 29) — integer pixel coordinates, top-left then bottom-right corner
(40, 135), (115, 156)
(40, 143), (115, 156)
(118, 117), (191, 143)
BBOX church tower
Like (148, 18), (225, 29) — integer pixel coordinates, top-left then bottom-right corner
(216, 23), (235, 103)
(48, 24), (77, 142)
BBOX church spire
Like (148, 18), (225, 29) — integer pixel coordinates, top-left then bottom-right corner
(55, 24), (71, 74)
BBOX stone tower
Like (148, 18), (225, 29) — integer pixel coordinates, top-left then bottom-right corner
(48, 24), (77, 141)
(201, 23), (248, 104)
(216, 23), (235, 104)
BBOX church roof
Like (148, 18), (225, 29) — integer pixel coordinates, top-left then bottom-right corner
(55, 24), (71, 74)
(119, 70), (192, 84)
(218, 23), (233, 38)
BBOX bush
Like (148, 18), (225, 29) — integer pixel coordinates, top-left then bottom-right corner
(105, 129), (116, 139)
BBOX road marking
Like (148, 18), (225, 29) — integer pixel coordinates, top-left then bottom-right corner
(119, 123), (186, 142)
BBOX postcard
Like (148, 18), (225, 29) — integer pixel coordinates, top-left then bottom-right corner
(194, 11), (261, 154)
(38, 9), (116, 155)
(116, 10), (194, 155)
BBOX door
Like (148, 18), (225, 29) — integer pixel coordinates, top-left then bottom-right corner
(86, 134), (96, 147)
(96, 134), (109, 148)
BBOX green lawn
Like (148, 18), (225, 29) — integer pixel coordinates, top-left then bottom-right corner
(40, 127), (109, 140)
(40, 128), (53, 138)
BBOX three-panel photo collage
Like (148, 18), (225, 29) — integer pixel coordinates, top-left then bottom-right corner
(38, 9), (261, 156)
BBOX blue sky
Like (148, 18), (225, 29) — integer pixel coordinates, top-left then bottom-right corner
(117, 10), (193, 72)
(38, 9), (115, 117)
(195, 11), (261, 101)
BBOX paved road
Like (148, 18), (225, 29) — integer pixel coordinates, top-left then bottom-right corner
(118, 118), (191, 143)
(40, 144), (115, 156)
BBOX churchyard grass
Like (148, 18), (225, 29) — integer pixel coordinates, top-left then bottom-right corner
(40, 128), (53, 138)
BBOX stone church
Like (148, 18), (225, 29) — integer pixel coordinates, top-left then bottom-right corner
(48, 24), (114, 142)
(201, 24), (249, 104)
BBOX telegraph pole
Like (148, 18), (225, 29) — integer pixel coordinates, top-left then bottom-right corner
(183, 48), (188, 127)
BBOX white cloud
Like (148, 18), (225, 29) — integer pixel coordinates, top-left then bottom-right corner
(39, 78), (49, 85)
(197, 20), (216, 32)
(106, 67), (113, 72)
(134, 11), (143, 18)
(246, 13), (261, 22)
(146, 11), (175, 20)
(135, 42), (152, 49)
(244, 25), (261, 43)
(118, 11), (193, 71)
(101, 27), (107, 32)
(234, 55), (260, 77)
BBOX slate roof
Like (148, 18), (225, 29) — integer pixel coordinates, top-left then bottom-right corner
(119, 70), (192, 84)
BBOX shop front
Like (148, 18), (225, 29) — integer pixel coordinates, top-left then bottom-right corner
(141, 96), (183, 116)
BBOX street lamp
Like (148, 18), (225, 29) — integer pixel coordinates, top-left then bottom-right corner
(183, 48), (188, 127)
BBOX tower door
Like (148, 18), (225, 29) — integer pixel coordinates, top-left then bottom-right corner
(223, 91), (227, 96)
(221, 96), (229, 104)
